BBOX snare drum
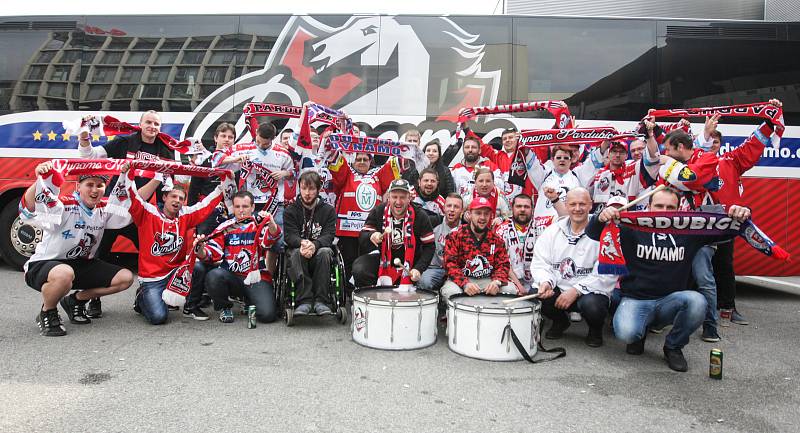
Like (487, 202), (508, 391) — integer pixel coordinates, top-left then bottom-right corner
(351, 286), (439, 350)
(447, 294), (541, 361)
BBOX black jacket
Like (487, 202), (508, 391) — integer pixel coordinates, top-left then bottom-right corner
(359, 202), (435, 273)
(283, 197), (337, 251)
(102, 132), (176, 199)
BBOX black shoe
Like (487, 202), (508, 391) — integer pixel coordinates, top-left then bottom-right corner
(167, 305), (179, 311)
(545, 320), (570, 339)
(182, 306), (210, 321)
(626, 334), (646, 355)
(36, 308), (66, 337)
(663, 347), (688, 372)
(60, 293), (91, 325)
(198, 294), (212, 309)
(585, 328), (603, 347)
(86, 298), (103, 319)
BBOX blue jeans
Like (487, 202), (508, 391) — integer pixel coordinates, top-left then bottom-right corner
(692, 245), (718, 329)
(137, 277), (170, 325)
(205, 267), (277, 323)
(613, 290), (707, 350)
(418, 267), (446, 292)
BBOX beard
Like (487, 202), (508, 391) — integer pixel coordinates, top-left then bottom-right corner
(471, 222), (487, 234)
(513, 214), (531, 226)
(464, 153), (479, 163)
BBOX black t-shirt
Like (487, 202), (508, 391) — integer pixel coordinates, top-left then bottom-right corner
(102, 132), (175, 201)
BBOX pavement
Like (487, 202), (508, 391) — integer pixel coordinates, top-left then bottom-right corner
(1, 262), (800, 433)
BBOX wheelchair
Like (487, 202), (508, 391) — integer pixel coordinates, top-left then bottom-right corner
(274, 246), (348, 326)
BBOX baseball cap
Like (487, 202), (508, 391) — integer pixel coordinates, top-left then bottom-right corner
(388, 179), (411, 193)
(610, 141), (628, 151)
(606, 196), (629, 208)
(469, 196), (494, 211)
(78, 174), (110, 183)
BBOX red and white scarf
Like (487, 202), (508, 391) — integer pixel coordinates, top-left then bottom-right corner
(238, 159), (280, 214)
(243, 102), (303, 140)
(648, 102), (785, 148)
(378, 205), (417, 287)
(297, 102), (353, 155)
(327, 133), (430, 172)
(455, 100), (573, 143)
(518, 127), (640, 149)
(63, 115), (196, 154)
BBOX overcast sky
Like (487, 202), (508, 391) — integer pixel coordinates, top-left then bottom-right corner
(3, 0), (503, 16)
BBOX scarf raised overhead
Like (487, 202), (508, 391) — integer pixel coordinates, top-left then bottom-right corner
(64, 115), (196, 154)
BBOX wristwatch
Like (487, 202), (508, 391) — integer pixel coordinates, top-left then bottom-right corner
(492, 280), (503, 287)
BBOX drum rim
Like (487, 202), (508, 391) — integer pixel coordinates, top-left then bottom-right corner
(446, 293), (540, 314)
(352, 286), (439, 306)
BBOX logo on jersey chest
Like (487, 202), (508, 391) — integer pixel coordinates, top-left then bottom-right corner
(355, 183), (377, 211)
(151, 231), (184, 256)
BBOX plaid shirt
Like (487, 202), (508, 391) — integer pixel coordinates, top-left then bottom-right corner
(443, 224), (509, 288)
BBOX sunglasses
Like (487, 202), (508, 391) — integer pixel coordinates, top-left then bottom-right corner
(553, 156), (571, 161)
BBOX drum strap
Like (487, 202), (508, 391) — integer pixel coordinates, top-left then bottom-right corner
(502, 324), (566, 363)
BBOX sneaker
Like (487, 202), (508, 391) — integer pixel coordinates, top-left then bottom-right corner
(167, 305), (179, 311)
(626, 334), (646, 355)
(314, 302), (332, 315)
(294, 304), (312, 316)
(701, 325), (721, 343)
(569, 312), (582, 322)
(36, 309), (66, 337)
(649, 325), (666, 334)
(60, 293), (91, 325)
(663, 347), (688, 372)
(545, 320), (570, 339)
(731, 310), (749, 326)
(219, 308), (234, 324)
(86, 298), (103, 318)
(182, 306), (210, 321)
(585, 328), (603, 347)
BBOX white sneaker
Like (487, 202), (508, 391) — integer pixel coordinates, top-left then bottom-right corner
(569, 312), (582, 322)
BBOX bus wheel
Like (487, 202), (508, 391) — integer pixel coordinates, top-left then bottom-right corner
(0, 200), (41, 271)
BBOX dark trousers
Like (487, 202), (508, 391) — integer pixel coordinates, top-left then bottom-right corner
(713, 240), (736, 309)
(337, 236), (360, 289)
(352, 252), (381, 288)
(541, 288), (610, 332)
(96, 222), (139, 260)
(205, 267), (276, 323)
(186, 261), (213, 309)
(286, 247), (332, 306)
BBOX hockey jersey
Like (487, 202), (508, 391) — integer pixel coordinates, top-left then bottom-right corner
(129, 181), (222, 281)
(202, 217), (281, 278)
(523, 147), (604, 236)
(20, 169), (132, 272)
(593, 145), (661, 212)
(329, 154), (399, 237)
(241, 145), (295, 207)
(530, 216), (616, 296)
(451, 158), (505, 199)
(494, 219), (537, 293)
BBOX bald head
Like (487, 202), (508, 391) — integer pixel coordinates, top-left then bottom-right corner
(565, 187), (592, 226)
(565, 187), (591, 203)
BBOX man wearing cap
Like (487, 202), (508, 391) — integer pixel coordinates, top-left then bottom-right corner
(441, 196), (512, 299)
(352, 179), (435, 288)
(591, 130), (661, 213)
(19, 161), (155, 336)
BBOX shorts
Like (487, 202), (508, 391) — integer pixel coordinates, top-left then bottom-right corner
(25, 258), (123, 292)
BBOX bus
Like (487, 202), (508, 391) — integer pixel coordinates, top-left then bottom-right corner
(0, 14), (797, 275)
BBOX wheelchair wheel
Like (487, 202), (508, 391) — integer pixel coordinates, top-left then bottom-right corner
(285, 307), (294, 327)
(336, 306), (347, 325)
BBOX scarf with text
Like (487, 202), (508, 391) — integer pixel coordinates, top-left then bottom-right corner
(518, 127), (641, 149)
(455, 100), (574, 144)
(378, 204), (417, 286)
(326, 133), (430, 172)
(243, 102), (303, 140)
(238, 159), (280, 214)
(297, 102), (353, 155)
(648, 102), (785, 147)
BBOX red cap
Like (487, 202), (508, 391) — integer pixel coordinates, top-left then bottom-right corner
(469, 196), (494, 211)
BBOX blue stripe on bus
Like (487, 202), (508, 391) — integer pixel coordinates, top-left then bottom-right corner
(0, 122), (183, 150)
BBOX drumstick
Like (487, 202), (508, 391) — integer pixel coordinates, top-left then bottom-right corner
(393, 258), (411, 274)
(502, 293), (541, 304)
(617, 184), (666, 211)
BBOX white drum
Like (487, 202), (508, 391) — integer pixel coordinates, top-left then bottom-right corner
(447, 294), (541, 361)
(351, 286), (439, 350)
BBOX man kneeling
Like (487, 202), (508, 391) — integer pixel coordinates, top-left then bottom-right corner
(531, 188), (617, 347)
(196, 191), (281, 324)
(284, 171), (337, 315)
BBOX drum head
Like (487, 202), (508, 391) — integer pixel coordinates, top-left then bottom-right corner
(354, 286), (437, 303)
(449, 293), (537, 312)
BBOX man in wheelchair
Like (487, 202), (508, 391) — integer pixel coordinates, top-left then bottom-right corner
(283, 171), (338, 316)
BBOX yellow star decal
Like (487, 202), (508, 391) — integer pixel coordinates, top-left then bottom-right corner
(92, 134), (100, 141)
(32, 130), (42, 140)
(106, 135), (115, 141)
(46, 131), (57, 141)
(61, 132), (71, 141)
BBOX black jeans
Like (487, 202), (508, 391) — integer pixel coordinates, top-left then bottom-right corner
(713, 240), (736, 309)
(286, 247), (332, 306)
(205, 267), (276, 323)
(541, 288), (610, 332)
(186, 261), (213, 309)
(352, 252), (381, 288)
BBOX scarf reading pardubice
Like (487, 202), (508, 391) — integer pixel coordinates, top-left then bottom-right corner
(455, 100), (574, 143)
(378, 205), (417, 287)
(648, 102), (785, 148)
(243, 102), (303, 140)
(297, 102), (353, 155)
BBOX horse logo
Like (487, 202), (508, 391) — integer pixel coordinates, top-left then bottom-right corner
(151, 231), (184, 256)
(601, 231), (621, 260)
(181, 16), (501, 143)
(464, 255), (491, 278)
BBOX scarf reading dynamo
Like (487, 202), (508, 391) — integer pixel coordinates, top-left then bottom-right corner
(598, 211), (789, 275)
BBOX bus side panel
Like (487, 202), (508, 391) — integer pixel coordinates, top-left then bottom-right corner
(734, 178), (797, 276)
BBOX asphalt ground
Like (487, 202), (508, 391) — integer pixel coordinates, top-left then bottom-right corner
(1, 262), (799, 433)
